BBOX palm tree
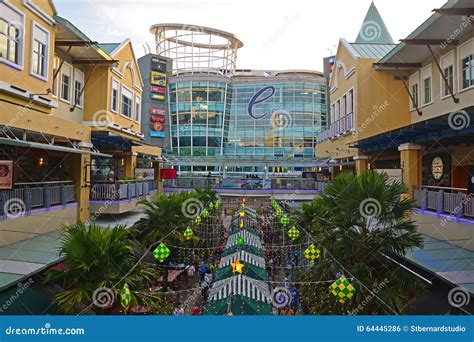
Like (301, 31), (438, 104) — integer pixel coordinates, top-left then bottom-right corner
(300, 170), (425, 314)
(43, 223), (171, 314)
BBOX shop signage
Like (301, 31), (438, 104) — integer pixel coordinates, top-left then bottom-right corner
(151, 93), (166, 101)
(247, 86), (276, 119)
(151, 57), (167, 72)
(150, 116), (165, 123)
(150, 107), (166, 115)
(150, 71), (167, 86)
(150, 131), (165, 138)
(431, 156), (444, 180)
(151, 86), (166, 94)
(160, 169), (177, 179)
(0, 160), (13, 189)
(151, 122), (164, 131)
(134, 168), (155, 181)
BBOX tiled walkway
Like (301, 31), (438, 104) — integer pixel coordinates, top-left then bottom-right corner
(0, 231), (62, 290)
(405, 234), (474, 294)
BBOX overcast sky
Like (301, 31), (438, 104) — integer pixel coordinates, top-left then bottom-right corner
(54, 0), (446, 71)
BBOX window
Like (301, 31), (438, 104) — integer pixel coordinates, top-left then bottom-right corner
(411, 83), (419, 108)
(335, 100), (340, 135)
(462, 54), (474, 89)
(111, 79), (119, 113)
(52, 57), (58, 97)
(135, 95), (141, 122)
(0, 3), (24, 67)
(60, 64), (72, 102)
(341, 95), (346, 132)
(347, 89), (354, 130)
(74, 69), (84, 107)
(442, 65), (454, 97)
(423, 77), (431, 104)
(121, 87), (133, 118)
(30, 22), (49, 79)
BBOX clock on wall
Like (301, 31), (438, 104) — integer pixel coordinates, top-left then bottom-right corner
(431, 156), (444, 180)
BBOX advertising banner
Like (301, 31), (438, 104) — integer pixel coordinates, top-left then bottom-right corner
(160, 168), (177, 179)
(151, 57), (167, 72)
(0, 160), (13, 189)
(134, 168), (155, 181)
(150, 107), (166, 115)
(151, 86), (166, 94)
(150, 71), (167, 87)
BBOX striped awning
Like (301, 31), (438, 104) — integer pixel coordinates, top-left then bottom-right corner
(208, 274), (271, 303)
(226, 230), (262, 249)
(219, 250), (266, 269)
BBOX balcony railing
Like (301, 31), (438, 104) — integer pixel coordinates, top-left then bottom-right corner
(0, 181), (76, 219)
(90, 180), (157, 201)
(413, 186), (474, 219)
(163, 177), (330, 191)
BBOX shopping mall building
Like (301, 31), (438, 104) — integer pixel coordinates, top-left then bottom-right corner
(139, 24), (327, 176)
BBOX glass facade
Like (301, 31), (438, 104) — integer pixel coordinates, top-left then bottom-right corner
(168, 77), (327, 173)
(169, 81), (231, 158)
(226, 81), (326, 157)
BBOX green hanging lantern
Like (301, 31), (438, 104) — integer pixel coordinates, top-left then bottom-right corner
(276, 208), (283, 217)
(209, 202), (214, 209)
(304, 243), (321, 262)
(152, 243), (171, 262)
(195, 215), (201, 224)
(202, 209), (209, 218)
(120, 283), (131, 310)
(215, 200), (221, 208)
(288, 226), (300, 240)
(236, 236), (244, 245)
(329, 276), (356, 303)
(184, 226), (193, 240)
(280, 215), (290, 227)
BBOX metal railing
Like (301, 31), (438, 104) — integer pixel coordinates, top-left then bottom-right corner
(90, 180), (157, 201)
(0, 181), (76, 219)
(163, 177), (330, 191)
(413, 186), (474, 219)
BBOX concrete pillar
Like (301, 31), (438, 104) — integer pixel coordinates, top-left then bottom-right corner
(123, 152), (137, 179)
(398, 143), (423, 197)
(68, 153), (90, 223)
(353, 156), (369, 175)
(152, 161), (162, 193)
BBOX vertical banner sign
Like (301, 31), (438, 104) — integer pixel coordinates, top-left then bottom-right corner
(0, 160), (13, 189)
(150, 72), (167, 87)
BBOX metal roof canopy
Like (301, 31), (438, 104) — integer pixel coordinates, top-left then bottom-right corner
(352, 106), (474, 153)
(375, 0), (474, 71)
(161, 155), (327, 167)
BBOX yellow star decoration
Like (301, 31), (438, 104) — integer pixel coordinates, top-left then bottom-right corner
(231, 260), (244, 273)
(239, 211), (245, 217)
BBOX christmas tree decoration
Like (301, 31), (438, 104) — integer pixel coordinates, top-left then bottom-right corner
(202, 209), (209, 218)
(303, 243), (321, 262)
(239, 210), (245, 217)
(239, 219), (244, 228)
(276, 208), (283, 217)
(152, 243), (171, 262)
(287, 226), (300, 240)
(231, 259), (244, 273)
(195, 215), (201, 224)
(184, 226), (194, 240)
(329, 276), (356, 303)
(236, 236), (245, 245)
(120, 283), (131, 310)
(280, 215), (290, 227)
